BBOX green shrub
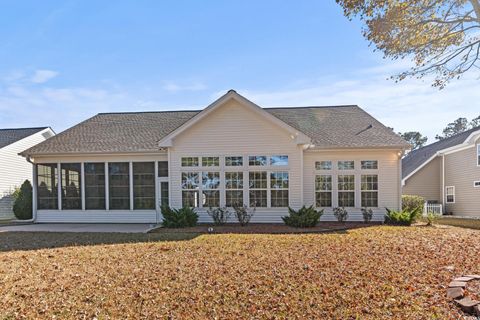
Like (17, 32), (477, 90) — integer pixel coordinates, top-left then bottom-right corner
(207, 207), (231, 225)
(384, 208), (421, 226)
(402, 195), (424, 212)
(361, 207), (373, 223)
(233, 204), (255, 226)
(161, 206), (198, 228)
(13, 180), (33, 220)
(333, 207), (348, 222)
(282, 205), (323, 228)
(425, 212), (439, 226)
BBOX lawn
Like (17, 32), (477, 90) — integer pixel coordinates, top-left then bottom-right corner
(1, 226), (478, 319)
(436, 216), (480, 230)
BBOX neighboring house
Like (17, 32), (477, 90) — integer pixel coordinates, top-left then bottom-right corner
(0, 127), (55, 219)
(402, 126), (480, 216)
(20, 90), (409, 223)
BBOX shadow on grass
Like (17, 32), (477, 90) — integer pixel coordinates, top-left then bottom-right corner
(0, 232), (201, 252)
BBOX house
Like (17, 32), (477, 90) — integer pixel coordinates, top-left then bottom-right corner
(20, 90), (409, 223)
(0, 127), (55, 219)
(402, 126), (480, 216)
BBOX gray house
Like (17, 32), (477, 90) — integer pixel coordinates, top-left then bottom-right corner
(402, 126), (480, 216)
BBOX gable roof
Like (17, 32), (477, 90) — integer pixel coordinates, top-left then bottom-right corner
(0, 127), (49, 149)
(21, 91), (409, 157)
(402, 126), (480, 180)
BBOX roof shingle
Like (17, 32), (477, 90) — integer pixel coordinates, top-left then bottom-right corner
(21, 105), (409, 156)
(0, 127), (48, 149)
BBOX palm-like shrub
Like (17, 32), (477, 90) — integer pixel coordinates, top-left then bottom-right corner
(384, 207), (422, 226)
(161, 206), (198, 228)
(282, 205), (323, 228)
(333, 207), (348, 222)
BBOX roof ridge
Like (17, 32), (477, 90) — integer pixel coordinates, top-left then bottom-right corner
(0, 126), (49, 131)
(97, 110), (202, 115)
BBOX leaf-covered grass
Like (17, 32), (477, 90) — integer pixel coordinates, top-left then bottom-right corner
(1, 226), (477, 319)
(436, 217), (480, 230)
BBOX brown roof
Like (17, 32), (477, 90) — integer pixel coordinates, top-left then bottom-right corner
(0, 127), (49, 149)
(21, 105), (408, 156)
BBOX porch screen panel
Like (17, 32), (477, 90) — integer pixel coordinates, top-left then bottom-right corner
(61, 163), (82, 210)
(37, 164), (58, 209)
(133, 162), (155, 209)
(85, 163), (105, 210)
(108, 162), (130, 210)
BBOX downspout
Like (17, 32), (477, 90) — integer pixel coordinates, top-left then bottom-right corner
(22, 156), (37, 223)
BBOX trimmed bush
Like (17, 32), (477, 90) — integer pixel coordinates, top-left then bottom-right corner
(233, 204), (255, 226)
(207, 207), (231, 225)
(161, 206), (198, 228)
(361, 207), (373, 223)
(384, 208), (421, 226)
(282, 205), (323, 228)
(333, 207), (348, 222)
(13, 180), (33, 220)
(402, 195), (424, 213)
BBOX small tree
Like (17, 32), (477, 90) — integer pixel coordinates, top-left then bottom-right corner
(13, 180), (33, 220)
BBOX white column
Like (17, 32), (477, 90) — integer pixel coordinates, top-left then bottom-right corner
(57, 163), (62, 210)
(129, 161), (134, 211)
(81, 162), (85, 211)
(105, 162), (109, 211)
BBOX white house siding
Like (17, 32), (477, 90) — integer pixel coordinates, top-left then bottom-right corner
(168, 99), (304, 223)
(402, 157), (442, 203)
(32, 154), (167, 223)
(0, 130), (52, 219)
(303, 150), (402, 222)
(444, 141), (480, 216)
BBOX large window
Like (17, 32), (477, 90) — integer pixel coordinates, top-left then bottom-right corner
(181, 157), (198, 167)
(133, 162), (155, 209)
(315, 175), (332, 207)
(37, 164), (58, 209)
(338, 161), (355, 170)
(60, 163), (82, 210)
(108, 162), (130, 210)
(202, 157), (219, 167)
(270, 155), (288, 166)
(182, 172), (199, 207)
(338, 175), (355, 207)
(361, 175), (378, 207)
(270, 172), (289, 207)
(225, 172), (243, 207)
(361, 160), (378, 170)
(315, 161), (332, 170)
(158, 161), (168, 177)
(249, 171), (267, 207)
(446, 186), (455, 203)
(84, 163), (105, 210)
(225, 156), (243, 166)
(249, 156), (267, 166)
(202, 172), (220, 207)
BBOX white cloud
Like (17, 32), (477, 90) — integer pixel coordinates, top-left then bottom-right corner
(162, 81), (207, 93)
(30, 69), (59, 84)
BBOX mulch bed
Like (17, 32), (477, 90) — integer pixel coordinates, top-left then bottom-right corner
(149, 222), (381, 234)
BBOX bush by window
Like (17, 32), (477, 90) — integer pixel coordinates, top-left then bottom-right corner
(282, 205), (323, 228)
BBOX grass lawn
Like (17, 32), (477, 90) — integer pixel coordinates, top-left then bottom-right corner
(1, 226), (478, 319)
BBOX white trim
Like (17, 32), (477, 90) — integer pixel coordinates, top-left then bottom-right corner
(158, 90), (311, 147)
(81, 162), (85, 211)
(105, 162), (109, 211)
(57, 163), (61, 210)
(129, 161), (134, 211)
(441, 144), (474, 155)
(445, 186), (455, 204)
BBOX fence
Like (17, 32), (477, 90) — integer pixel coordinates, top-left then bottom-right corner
(423, 202), (443, 215)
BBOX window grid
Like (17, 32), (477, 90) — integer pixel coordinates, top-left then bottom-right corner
(270, 172), (289, 207)
(249, 171), (267, 207)
(361, 160), (378, 170)
(338, 175), (355, 207)
(225, 156), (243, 166)
(202, 172), (220, 207)
(61, 163), (82, 210)
(270, 155), (289, 166)
(249, 156), (267, 166)
(181, 157), (199, 167)
(338, 161), (355, 170)
(202, 157), (220, 167)
(315, 175), (332, 207)
(315, 161), (332, 170)
(181, 172), (199, 207)
(225, 172), (243, 207)
(361, 174), (378, 207)
(37, 164), (58, 210)
(446, 186), (455, 203)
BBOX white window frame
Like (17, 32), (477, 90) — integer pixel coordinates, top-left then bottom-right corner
(315, 174), (332, 208)
(338, 160), (355, 170)
(202, 171), (220, 207)
(361, 174), (379, 208)
(445, 186), (455, 204)
(338, 174), (355, 207)
(225, 172), (244, 207)
(315, 161), (332, 171)
(181, 157), (199, 167)
(361, 160), (378, 170)
(270, 171), (289, 207)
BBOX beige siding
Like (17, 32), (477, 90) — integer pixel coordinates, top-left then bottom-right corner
(444, 142), (480, 216)
(304, 150), (401, 221)
(0, 130), (52, 219)
(169, 99), (303, 223)
(402, 157), (441, 202)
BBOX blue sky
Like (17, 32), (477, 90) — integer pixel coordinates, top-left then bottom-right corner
(1, 0), (478, 141)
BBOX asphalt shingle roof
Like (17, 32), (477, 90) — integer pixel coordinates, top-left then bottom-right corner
(402, 126), (480, 179)
(0, 127), (48, 149)
(21, 105), (409, 156)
